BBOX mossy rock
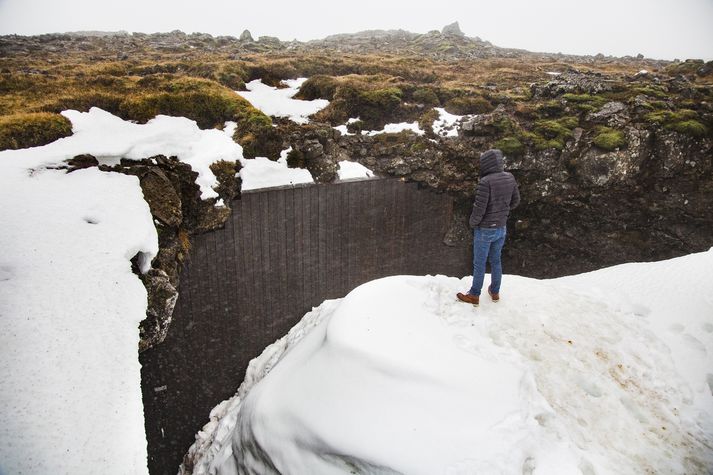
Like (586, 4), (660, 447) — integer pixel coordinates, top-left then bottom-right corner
(494, 136), (525, 156)
(295, 75), (339, 101)
(231, 105), (281, 159)
(0, 112), (73, 151)
(536, 100), (565, 118)
(346, 120), (365, 134)
(562, 93), (607, 106)
(632, 86), (667, 100)
(534, 116), (578, 139)
(444, 95), (493, 115)
(643, 109), (708, 138)
(412, 87), (440, 106)
(592, 127), (627, 151)
(418, 108), (440, 133)
(666, 120), (708, 138)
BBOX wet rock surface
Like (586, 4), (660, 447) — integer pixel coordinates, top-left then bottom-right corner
(93, 155), (239, 351)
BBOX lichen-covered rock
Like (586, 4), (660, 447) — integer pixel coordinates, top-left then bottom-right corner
(239, 30), (254, 42)
(139, 269), (178, 353)
(586, 101), (627, 124)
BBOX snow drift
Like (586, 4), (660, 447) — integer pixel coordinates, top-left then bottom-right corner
(184, 250), (713, 474)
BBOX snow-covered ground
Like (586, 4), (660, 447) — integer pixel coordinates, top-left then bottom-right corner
(432, 107), (466, 137)
(364, 121), (425, 136)
(184, 250), (713, 475)
(334, 109), (467, 138)
(337, 160), (375, 181)
(54, 107), (243, 200)
(236, 78), (329, 124)
(239, 148), (314, 191)
(0, 106), (329, 474)
(0, 118), (159, 474)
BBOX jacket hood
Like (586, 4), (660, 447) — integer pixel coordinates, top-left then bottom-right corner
(479, 149), (504, 177)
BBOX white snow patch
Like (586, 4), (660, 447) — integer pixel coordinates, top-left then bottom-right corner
(333, 117), (361, 136)
(239, 148), (314, 191)
(432, 107), (466, 137)
(236, 78), (329, 124)
(7, 107), (241, 200)
(337, 160), (375, 180)
(184, 250), (713, 475)
(546, 71), (562, 76)
(333, 124), (350, 135)
(365, 121), (424, 136)
(0, 129), (158, 473)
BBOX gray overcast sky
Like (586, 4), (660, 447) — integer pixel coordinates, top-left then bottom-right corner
(0, 0), (712, 60)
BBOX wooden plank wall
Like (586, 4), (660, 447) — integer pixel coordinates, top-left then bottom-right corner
(140, 178), (470, 474)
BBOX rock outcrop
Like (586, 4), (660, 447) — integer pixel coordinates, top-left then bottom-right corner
(87, 155), (240, 351)
(441, 22), (465, 37)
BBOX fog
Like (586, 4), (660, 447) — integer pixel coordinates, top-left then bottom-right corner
(0, 0), (712, 60)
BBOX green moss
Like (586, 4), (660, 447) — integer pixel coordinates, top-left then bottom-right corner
(232, 105), (281, 159)
(412, 87), (440, 106)
(410, 141), (427, 153)
(666, 120), (708, 137)
(534, 116), (578, 139)
(530, 116), (578, 151)
(294, 75), (339, 100)
(494, 136), (524, 156)
(643, 108), (707, 138)
(632, 86), (667, 99)
(0, 112), (72, 151)
(592, 127), (627, 151)
(444, 95), (493, 115)
(493, 117), (517, 135)
(562, 93), (607, 107)
(536, 100), (565, 118)
(360, 87), (403, 110)
(119, 77), (254, 129)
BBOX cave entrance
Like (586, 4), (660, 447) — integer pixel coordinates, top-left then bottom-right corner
(139, 178), (470, 474)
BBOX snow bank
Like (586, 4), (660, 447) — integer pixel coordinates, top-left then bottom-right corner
(185, 250), (713, 474)
(4, 107), (242, 199)
(239, 148), (314, 191)
(236, 79), (329, 124)
(365, 121), (424, 136)
(0, 133), (158, 473)
(432, 107), (466, 137)
(337, 160), (375, 181)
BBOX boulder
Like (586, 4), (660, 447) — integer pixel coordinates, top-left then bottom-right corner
(239, 29), (254, 42)
(586, 101), (628, 125)
(441, 22), (465, 37)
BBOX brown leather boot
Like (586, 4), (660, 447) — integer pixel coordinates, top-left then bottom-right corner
(457, 292), (479, 306)
(488, 286), (500, 303)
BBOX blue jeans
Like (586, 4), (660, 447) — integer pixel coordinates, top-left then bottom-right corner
(468, 226), (506, 296)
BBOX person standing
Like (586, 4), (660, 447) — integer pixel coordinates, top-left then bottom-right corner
(457, 149), (520, 306)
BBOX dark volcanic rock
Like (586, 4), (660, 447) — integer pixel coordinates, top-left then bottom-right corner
(140, 168), (183, 227)
(98, 155), (240, 350)
(139, 269), (178, 353)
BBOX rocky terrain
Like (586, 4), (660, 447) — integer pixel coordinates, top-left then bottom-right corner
(1, 24), (712, 350)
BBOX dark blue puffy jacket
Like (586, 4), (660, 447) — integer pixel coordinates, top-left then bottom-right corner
(469, 149), (520, 228)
